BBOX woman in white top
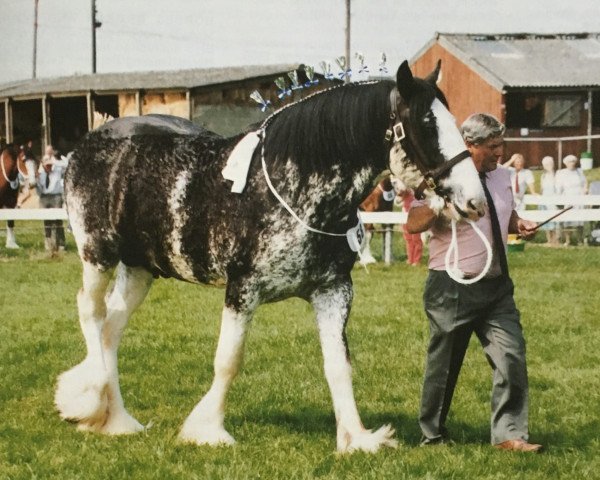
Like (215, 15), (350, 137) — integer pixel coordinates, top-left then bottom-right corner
(505, 153), (536, 210)
(555, 154), (588, 245)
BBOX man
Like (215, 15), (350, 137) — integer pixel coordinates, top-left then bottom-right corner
(406, 113), (542, 452)
(38, 145), (68, 253)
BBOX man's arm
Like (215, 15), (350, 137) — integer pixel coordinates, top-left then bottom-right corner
(508, 210), (537, 240)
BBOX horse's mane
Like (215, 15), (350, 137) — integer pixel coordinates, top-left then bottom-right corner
(262, 81), (395, 179)
(261, 77), (450, 178)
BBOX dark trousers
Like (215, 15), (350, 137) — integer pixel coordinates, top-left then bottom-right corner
(419, 270), (529, 445)
(39, 194), (65, 249)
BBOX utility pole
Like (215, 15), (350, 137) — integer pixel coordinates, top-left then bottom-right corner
(345, 0), (351, 84)
(33, 0), (39, 79)
(91, 0), (102, 73)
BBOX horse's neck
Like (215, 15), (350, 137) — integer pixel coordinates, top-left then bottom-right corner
(1, 152), (17, 178)
(278, 163), (381, 222)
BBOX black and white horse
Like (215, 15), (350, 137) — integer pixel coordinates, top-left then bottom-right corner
(55, 61), (485, 453)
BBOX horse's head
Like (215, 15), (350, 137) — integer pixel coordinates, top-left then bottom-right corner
(18, 146), (37, 188)
(387, 61), (485, 220)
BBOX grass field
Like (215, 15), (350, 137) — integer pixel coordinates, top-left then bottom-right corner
(1, 226), (600, 479)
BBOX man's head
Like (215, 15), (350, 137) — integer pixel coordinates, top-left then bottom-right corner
(460, 113), (505, 173)
(45, 145), (55, 157)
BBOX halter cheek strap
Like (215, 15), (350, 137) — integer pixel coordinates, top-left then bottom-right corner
(413, 149), (471, 200)
(385, 89), (471, 200)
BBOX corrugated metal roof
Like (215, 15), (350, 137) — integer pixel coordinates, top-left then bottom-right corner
(428, 33), (600, 90)
(0, 64), (301, 99)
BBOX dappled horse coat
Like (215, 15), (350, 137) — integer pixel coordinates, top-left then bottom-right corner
(55, 62), (486, 452)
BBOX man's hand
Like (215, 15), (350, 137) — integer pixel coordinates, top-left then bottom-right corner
(516, 218), (538, 240)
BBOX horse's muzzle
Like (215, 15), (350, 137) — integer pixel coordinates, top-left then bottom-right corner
(454, 199), (484, 221)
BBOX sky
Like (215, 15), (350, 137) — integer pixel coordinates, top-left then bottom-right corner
(0, 0), (598, 85)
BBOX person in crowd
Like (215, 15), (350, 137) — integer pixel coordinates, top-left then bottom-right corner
(539, 156), (559, 246)
(16, 140), (39, 208)
(37, 145), (68, 253)
(406, 113), (542, 453)
(505, 153), (536, 210)
(555, 154), (588, 245)
(395, 181), (423, 266)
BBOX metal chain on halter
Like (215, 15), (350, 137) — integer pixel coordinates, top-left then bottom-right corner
(258, 80), (380, 132)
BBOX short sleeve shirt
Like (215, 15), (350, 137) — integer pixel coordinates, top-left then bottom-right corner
(411, 167), (515, 276)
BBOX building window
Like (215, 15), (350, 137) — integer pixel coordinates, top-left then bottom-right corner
(506, 92), (583, 129)
(543, 95), (582, 127)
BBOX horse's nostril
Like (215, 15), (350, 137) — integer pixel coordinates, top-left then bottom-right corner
(467, 200), (477, 211)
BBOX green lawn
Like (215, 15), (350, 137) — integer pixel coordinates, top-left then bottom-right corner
(1, 226), (599, 479)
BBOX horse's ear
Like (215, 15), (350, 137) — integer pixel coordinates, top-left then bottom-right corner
(424, 60), (442, 85)
(396, 60), (416, 102)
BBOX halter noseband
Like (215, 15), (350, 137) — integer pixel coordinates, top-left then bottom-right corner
(385, 90), (471, 200)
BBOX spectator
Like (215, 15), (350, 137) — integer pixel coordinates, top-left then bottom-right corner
(555, 154), (587, 245)
(37, 145), (68, 253)
(539, 156), (559, 246)
(395, 183), (423, 266)
(16, 141), (39, 208)
(506, 154), (536, 210)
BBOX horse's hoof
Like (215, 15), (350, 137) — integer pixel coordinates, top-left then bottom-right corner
(5, 242), (20, 249)
(338, 424), (398, 454)
(99, 411), (144, 435)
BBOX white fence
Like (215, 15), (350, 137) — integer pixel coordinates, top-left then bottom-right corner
(2, 195), (600, 264)
(1, 199), (600, 223)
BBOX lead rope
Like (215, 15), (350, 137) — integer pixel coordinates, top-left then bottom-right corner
(444, 218), (493, 284)
(259, 136), (369, 269)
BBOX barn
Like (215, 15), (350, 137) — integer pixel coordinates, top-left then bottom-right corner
(0, 64), (329, 157)
(411, 33), (600, 168)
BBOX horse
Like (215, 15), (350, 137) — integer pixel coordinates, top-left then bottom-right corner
(0, 144), (37, 248)
(55, 61), (486, 453)
(358, 175), (402, 264)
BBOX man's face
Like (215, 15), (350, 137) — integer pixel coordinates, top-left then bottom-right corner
(467, 136), (504, 173)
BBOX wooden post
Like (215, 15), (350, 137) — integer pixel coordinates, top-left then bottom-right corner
(41, 95), (50, 149)
(383, 225), (393, 265)
(186, 90), (192, 120)
(558, 139), (563, 168)
(135, 91), (142, 116)
(587, 89), (593, 153)
(86, 92), (94, 131)
(4, 99), (11, 144)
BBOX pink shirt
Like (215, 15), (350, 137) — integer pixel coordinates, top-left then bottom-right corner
(412, 167), (515, 276)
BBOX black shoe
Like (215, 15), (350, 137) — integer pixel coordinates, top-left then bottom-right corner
(420, 435), (454, 446)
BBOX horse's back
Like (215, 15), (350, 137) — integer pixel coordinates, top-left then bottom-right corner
(94, 114), (221, 140)
(65, 115), (236, 278)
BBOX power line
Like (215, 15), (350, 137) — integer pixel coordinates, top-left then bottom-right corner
(33, 0), (39, 79)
